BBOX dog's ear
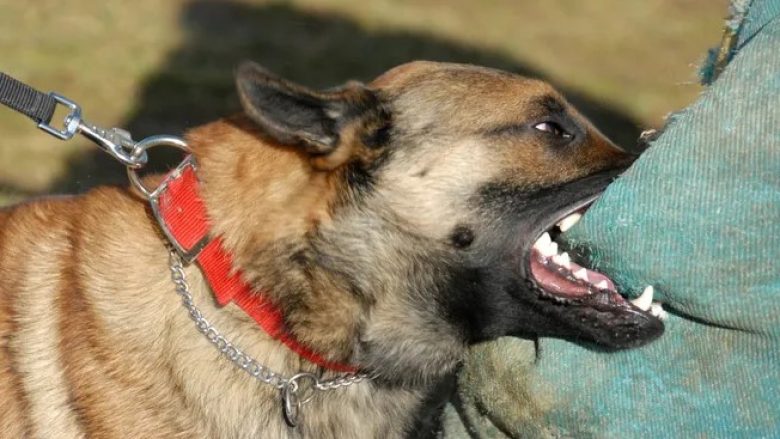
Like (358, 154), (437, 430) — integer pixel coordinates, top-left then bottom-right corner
(236, 61), (385, 168)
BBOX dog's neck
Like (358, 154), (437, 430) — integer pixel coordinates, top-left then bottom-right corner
(185, 115), (363, 366)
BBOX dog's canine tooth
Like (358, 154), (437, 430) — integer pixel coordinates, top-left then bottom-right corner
(595, 280), (608, 290)
(556, 213), (582, 232)
(553, 252), (571, 268)
(547, 241), (559, 257)
(631, 286), (654, 311)
(649, 302), (668, 320)
(574, 268), (588, 281)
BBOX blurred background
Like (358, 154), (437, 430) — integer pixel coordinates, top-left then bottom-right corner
(0, 0), (727, 206)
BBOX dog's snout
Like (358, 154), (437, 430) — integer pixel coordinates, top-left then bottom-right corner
(587, 130), (638, 173)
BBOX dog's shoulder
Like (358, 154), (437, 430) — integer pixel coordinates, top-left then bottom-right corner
(0, 185), (155, 298)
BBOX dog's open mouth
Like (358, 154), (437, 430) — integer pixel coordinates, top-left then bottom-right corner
(530, 210), (657, 310)
(523, 199), (665, 348)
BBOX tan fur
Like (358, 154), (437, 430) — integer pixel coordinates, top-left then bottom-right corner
(0, 61), (634, 438)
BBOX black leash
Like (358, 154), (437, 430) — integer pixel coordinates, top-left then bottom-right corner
(0, 72), (57, 128)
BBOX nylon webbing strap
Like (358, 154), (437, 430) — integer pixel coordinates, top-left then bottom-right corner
(0, 72), (56, 124)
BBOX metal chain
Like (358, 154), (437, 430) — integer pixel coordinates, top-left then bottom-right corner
(168, 251), (370, 425)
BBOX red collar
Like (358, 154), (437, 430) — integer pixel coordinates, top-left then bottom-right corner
(148, 156), (358, 373)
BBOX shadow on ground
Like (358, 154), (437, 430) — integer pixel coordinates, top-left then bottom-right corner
(53, 0), (642, 193)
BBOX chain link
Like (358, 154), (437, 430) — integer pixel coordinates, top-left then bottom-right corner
(168, 251), (370, 395)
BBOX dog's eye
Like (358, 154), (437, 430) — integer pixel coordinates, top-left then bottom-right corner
(533, 121), (572, 139)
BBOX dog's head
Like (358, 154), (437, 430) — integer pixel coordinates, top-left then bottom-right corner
(203, 61), (662, 383)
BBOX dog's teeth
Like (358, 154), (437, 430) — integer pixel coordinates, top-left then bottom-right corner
(630, 285), (654, 311)
(595, 280), (608, 290)
(556, 213), (582, 232)
(553, 252), (571, 268)
(534, 233), (559, 257)
(649, 302), (668, 320)
(574, 268), (588, 281)
(534, 232), (552, 250)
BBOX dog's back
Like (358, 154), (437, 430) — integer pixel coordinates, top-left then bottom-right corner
(0, 198), (77, 437)
(0, 193), (209, 438)
(0, 206), (27, 437)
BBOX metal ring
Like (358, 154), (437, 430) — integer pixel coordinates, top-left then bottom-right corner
(282, 384), (301, 427)
(287, 373), (319, 405)
(126, 135), (190, 199)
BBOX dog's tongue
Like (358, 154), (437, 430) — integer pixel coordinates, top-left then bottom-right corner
(529, 248), (616, 297)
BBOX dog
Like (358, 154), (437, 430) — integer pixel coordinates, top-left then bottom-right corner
(0, 61), (663, 438)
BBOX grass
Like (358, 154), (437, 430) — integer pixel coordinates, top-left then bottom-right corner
(0, 0), (727, 204)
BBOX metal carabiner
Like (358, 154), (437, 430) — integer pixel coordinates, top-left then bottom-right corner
(80, 124), (146, 169)
(37, 93), (149, 168)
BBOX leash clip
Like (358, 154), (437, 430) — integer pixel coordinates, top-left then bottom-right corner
(1, 73), (147, 168)
(37, 92), (148, 168)
(80, 123), (145, 169)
